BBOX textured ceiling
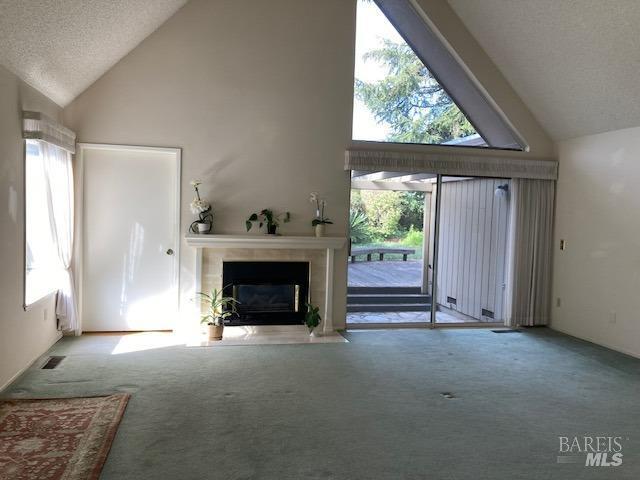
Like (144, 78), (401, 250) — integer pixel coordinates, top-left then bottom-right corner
(447, 0), (640, 140)
(0, 0), (188, 106)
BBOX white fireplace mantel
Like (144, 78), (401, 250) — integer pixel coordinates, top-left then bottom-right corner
(185, 234), (345, 250)
(185, 234), (347, 334)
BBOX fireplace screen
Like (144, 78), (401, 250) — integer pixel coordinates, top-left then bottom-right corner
(222, 261), (310, 325)
(233, 284), (300, 313)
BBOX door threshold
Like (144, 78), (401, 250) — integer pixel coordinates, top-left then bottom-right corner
(346, 322), (504, 330)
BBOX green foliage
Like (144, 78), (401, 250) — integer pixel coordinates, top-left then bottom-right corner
(355, 40), (476, 144)
(304, 303), (321, 333)
(195, 287), (239, 326)
(398, 191), (425, 231)
(351, 188), (427, 244)
(402, 225), (424, 247)
(349, 209), (371, 243)
(246, 209), (290, 232)
(359, 190), (403, 239)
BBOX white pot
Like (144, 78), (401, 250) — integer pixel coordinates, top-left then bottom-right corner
(315, 224), (325, 237)
(309, 329), (319, 337)
(197, 222), (209, 233)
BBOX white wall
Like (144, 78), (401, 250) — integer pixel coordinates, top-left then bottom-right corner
(552, 126), (640, 357)
(0, 65), (62, 389)
(63, 0), (357, 330)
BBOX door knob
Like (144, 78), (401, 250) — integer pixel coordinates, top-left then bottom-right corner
(166, 248), (174, 255)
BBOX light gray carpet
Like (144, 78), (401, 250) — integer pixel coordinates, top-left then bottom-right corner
(2, 328), (639, 479)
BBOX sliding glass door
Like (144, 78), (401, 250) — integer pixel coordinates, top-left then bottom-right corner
(346, 171), (435, 327)
(346, 171), (510, 328)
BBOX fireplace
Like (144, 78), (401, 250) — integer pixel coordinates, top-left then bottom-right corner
(222, 261), (310, 325)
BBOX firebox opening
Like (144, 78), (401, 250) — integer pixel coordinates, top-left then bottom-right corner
(222, 261), (310, 326)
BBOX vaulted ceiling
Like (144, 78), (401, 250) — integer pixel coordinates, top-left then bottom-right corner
(2, 0), (638, 140)
(0, 0), (188, 106)
(447, 0), (640, 140)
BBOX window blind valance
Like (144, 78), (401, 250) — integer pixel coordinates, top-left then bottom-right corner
(345, 147), (558, 180)
(23, 111), (76, 154)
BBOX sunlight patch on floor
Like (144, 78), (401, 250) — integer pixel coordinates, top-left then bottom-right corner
(110, 332), (184, 355)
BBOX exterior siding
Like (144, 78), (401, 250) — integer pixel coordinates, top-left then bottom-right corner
(436, 178), (510, 321)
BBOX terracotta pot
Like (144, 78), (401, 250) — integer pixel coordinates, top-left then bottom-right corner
(208, 323), (224, 341)
(315, 224), (325, 237)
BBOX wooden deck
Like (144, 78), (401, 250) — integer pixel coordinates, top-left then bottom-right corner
(348, 260), (423, 287)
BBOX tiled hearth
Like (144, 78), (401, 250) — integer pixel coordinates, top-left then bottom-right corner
(187, 325), (348, 347)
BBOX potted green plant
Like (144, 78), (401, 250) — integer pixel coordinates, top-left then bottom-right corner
(195, 287), (239, 340)
(310, 192), (332, 237)
(304, 303), (321, 336)
(246, 209), (290, 235)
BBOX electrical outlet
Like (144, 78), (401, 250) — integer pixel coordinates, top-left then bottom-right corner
(556, 297), (561, 307)
(43, 308), (48, 321)
(609, 311), (617, 324)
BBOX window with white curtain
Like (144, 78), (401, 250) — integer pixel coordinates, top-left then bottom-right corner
(25, 139), (60, 305)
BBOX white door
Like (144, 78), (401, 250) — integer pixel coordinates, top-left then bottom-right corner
(79, 144), (180, 331)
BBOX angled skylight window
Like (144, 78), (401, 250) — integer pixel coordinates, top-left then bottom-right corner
(352, 0), (526, 150)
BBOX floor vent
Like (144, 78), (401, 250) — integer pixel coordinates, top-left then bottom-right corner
(491, 329), (522, 334)
(441, 392), (456, 399)
(42, 356), (65, 369)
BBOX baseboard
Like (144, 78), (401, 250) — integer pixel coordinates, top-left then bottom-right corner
(0, 331), (63, 393)
(549, 325), (640, 359)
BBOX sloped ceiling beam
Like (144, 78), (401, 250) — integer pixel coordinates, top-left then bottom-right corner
(375, 0), (527, 151)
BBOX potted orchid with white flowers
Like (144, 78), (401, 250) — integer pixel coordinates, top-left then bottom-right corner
(310, 192), (332, 237)
(189, 180), (213, 234)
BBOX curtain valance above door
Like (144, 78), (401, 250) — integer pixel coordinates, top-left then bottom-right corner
(23, 111), (77, 154)
(345, 146), (558, 180)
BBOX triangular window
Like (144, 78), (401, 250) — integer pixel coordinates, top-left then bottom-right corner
(352, 0), (525, 150)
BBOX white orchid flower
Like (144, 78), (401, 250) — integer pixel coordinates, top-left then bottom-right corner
(190, 199), (210, 214)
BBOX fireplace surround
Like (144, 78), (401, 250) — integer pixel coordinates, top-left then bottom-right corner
(185, 234), (347, 334)
(222, 261), (310, 325)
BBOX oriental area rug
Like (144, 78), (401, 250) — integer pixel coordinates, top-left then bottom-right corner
(0, 394), (129, 480)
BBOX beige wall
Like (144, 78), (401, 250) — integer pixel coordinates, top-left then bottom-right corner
(61, 0), (554, 333)
(0, 65), (62, 389)
(552, 126), (640, 357)
(63, 0), (357, 330)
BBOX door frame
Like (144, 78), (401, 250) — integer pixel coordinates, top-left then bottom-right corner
(74, 143), (182, 334)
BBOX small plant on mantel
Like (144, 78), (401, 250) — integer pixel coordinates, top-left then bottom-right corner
(310, 192), (332, 237)
(304, 303), (321, 336)
(246, 209), (290, 235)
(195, 287), (239, 341)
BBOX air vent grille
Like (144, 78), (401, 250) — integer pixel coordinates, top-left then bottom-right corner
(42, 356), (65, 369)
(446, 296), (457, 305)
(481, 308), (494, 319)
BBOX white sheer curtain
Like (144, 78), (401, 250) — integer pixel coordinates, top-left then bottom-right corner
(42, 142), (79, 334)
(505, 179), (555, 326)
